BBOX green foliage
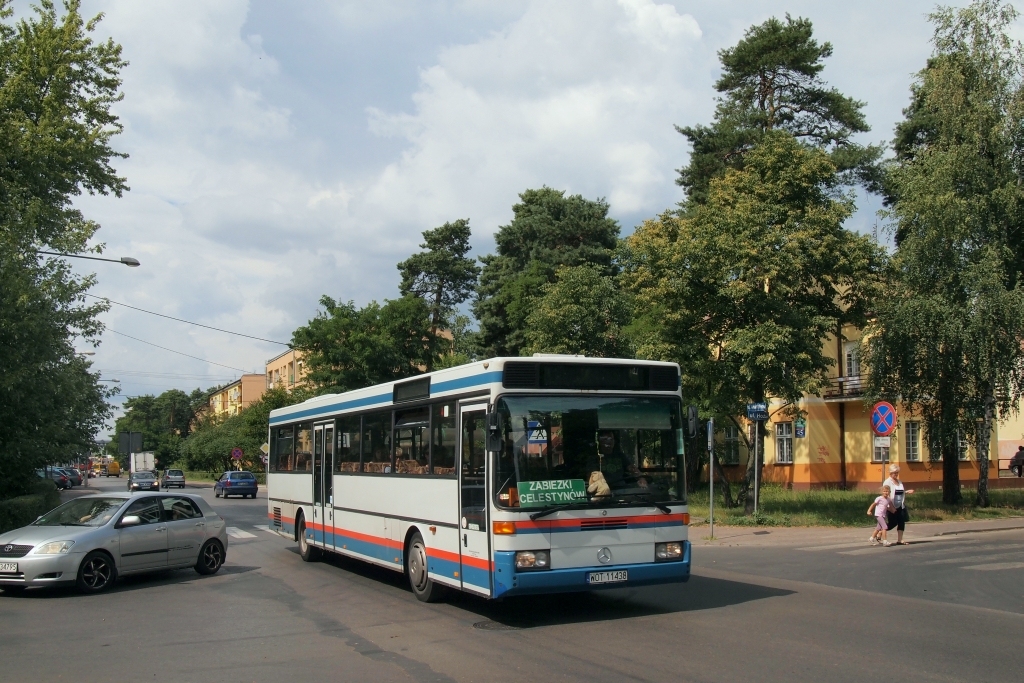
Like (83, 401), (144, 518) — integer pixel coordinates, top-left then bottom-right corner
(180, 387), (303, 473)
(625, 133), (883, 508)
(0, 479), (61, 533)
(0, 1), (125, 499)
(523, 264), (632, 357)
(474, 187), (620, 356)
(291, 295), (440, 394)
(397, 219), (480, 336)
(111, 388), (207, 471)
(676, 15), (879, 208)
(867, 0), (1024, 505)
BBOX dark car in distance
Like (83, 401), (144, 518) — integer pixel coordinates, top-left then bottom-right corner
(36, 469), (71, 490)
(59, 468), (83, 487)
(214, 471), (258, 499)
(128, 471), (160, 492)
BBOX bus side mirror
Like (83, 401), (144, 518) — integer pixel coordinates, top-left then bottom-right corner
(486, 412), (503, 452)
(686, 405), (699, 438)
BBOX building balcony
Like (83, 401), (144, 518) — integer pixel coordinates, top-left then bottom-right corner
(823, 375), (867, 400)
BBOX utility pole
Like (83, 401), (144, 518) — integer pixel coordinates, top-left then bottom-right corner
(707, 418), (715, 538)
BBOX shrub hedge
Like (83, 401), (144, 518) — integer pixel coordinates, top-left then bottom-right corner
(0, 480), (61, 534)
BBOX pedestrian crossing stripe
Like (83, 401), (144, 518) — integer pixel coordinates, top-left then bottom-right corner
(226, 526), (256, 539)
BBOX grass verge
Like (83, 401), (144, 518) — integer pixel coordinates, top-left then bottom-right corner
(687, 484), (1024, 527)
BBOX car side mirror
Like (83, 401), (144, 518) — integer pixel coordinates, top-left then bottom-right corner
(686, 405), (699, 438)
(486, 411), (503, 452)
(119, 515), (141, 528)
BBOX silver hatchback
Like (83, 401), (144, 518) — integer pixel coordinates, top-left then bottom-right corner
(0, 492), (228, 594)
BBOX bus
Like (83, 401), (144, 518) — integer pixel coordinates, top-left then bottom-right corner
(265, 356), (691, 602)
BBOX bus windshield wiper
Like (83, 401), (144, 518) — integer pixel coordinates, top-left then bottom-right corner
(529, 502), (590, 520)
(610, 495), (672, 514)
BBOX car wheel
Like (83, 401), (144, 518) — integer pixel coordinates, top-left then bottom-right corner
(298, 516), (320, 562)
(214, 489), (220, 498)
(76, 551), (117, 593)
(406, 533), (444, 602)
(194, 540), (225, 575)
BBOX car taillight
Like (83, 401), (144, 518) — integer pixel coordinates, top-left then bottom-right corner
(224, 480), (231, 486)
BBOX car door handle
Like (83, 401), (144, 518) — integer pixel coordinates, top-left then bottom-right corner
(155, 527), (166, 532)
(194, 522), (205, 527)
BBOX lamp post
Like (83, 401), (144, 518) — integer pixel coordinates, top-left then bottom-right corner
(37, 251), (140, 267)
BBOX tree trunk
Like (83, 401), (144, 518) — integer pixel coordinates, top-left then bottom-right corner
(976, 384), (995, 508)
(712, 451), (735, 508)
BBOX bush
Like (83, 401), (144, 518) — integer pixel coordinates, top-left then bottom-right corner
(0, 480), (61, 534)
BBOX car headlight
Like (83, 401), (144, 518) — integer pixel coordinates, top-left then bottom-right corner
(655, 541), (683, 561)
(515, 550), (550, 570)
(35, 540), (76, 554)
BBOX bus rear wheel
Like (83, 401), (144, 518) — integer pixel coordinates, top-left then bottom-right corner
(298, 515), (320, 562)
(406, 533), (443, 603)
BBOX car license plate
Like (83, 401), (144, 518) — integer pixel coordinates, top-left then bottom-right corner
(0, 562), (18, 573)
(587, 570), (627, 584)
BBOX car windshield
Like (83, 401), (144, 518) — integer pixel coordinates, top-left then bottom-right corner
(134, 473), (154, 480)
(493, 395), (686, 509)
(34, 498), (126, 527)
(231, 472), (254, 480)
(167, 470), (183, 477)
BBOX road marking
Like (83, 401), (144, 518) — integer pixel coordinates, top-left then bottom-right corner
(226, 526), (256, 539)
(925, 551), (1024, 565)
(961, 561), (1024, 571)
(253, 525), (276, 534)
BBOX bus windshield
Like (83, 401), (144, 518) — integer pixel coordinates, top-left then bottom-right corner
(493, 395), (685, 509)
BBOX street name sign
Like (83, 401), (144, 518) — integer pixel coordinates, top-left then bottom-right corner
(746, 402), (768, 420)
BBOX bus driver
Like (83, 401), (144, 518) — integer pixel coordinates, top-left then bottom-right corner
(590, 430), (648, 492)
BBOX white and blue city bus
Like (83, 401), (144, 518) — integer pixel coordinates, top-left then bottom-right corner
(265, 356), (690, 602)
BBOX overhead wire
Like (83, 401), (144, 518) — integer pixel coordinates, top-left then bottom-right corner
(87, 294), (291, 346)
(105, 329), (250, 373)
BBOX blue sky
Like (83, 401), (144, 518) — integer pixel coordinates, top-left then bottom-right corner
(31, 1), (981, 431)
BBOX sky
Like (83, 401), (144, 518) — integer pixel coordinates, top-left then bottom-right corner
(22, 0), (985, 434)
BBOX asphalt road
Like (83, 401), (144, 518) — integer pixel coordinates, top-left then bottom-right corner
(1, 477), (1020, 683)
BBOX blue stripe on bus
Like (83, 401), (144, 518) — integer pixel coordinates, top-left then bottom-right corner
(461, 564), (492, 592)
(430, 371), (503, 396)
(269, 392), (392, 425)
(268, 371), (502, 425)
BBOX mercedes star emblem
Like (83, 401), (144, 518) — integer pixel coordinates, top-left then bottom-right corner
(597, 547), (612, 564)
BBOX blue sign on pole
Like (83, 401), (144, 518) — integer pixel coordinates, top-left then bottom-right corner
(746, 402), (768, 420)
(871, 402), (897, 437)
(794, 417), (806, 438)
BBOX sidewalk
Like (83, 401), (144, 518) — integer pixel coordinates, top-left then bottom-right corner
(693, 515), (1024, 547)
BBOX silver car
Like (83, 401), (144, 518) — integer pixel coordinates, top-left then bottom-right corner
(0, 493), (228, 594)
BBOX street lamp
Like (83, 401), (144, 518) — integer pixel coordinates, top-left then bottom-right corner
(37, 251), (140, 267)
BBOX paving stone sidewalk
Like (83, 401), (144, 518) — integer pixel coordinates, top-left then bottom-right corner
(692, 515), (1024, 547)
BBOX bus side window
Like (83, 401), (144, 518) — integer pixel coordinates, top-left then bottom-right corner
(461, 410), (487, 525)
(363, 410), (393, 474)
(336, 415), (361, 473)
(431, 403), (456, 476)
(394, 407), (429, 475)
(294, 423), (313, 472)
(270, 426), (294, 472)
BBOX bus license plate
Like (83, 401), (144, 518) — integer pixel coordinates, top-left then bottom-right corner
(0, 562), (18, 573)
(588, 570), (627, 584)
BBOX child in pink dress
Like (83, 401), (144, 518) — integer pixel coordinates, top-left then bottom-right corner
(868, 485), (896, 546)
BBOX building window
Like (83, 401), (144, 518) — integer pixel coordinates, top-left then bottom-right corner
(775, 422), (793, 464)
(957, 430), (970, 461)
(723, 425), (741, 465)
(844, 341), (861, 377)
(905, 421), (921, 462)
(873, 440), (889, 463)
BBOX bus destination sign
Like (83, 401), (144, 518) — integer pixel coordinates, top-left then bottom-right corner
(518, 479), (587, 508)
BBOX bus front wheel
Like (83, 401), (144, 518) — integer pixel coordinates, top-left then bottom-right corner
(298, 515), (320, 562)
(406, 533), (443, 603)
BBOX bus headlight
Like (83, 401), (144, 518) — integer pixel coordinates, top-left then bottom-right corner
(515, 550), (550, 570)
(655, 542), (683, 561)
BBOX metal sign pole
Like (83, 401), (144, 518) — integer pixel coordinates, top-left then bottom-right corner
(754, 420), (760, 515)
(708, 418), (715, 538)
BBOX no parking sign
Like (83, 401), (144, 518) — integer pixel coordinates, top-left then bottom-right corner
(871, 402), (897, 437)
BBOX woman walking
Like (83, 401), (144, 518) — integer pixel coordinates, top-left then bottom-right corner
(883, 464), (914, 545)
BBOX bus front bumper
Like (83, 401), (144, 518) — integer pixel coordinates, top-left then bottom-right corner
(492, 541), (690, 598)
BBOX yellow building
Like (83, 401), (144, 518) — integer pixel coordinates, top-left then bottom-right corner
(208, 374), (267, 418)
(265, 349), (305, 391)
(717, 324), (1024, 490)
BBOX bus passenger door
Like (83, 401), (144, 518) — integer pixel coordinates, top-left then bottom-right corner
(323, 423), (335, 549)
(312, 423), (334, 549)
(458, 404), (491, 596)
